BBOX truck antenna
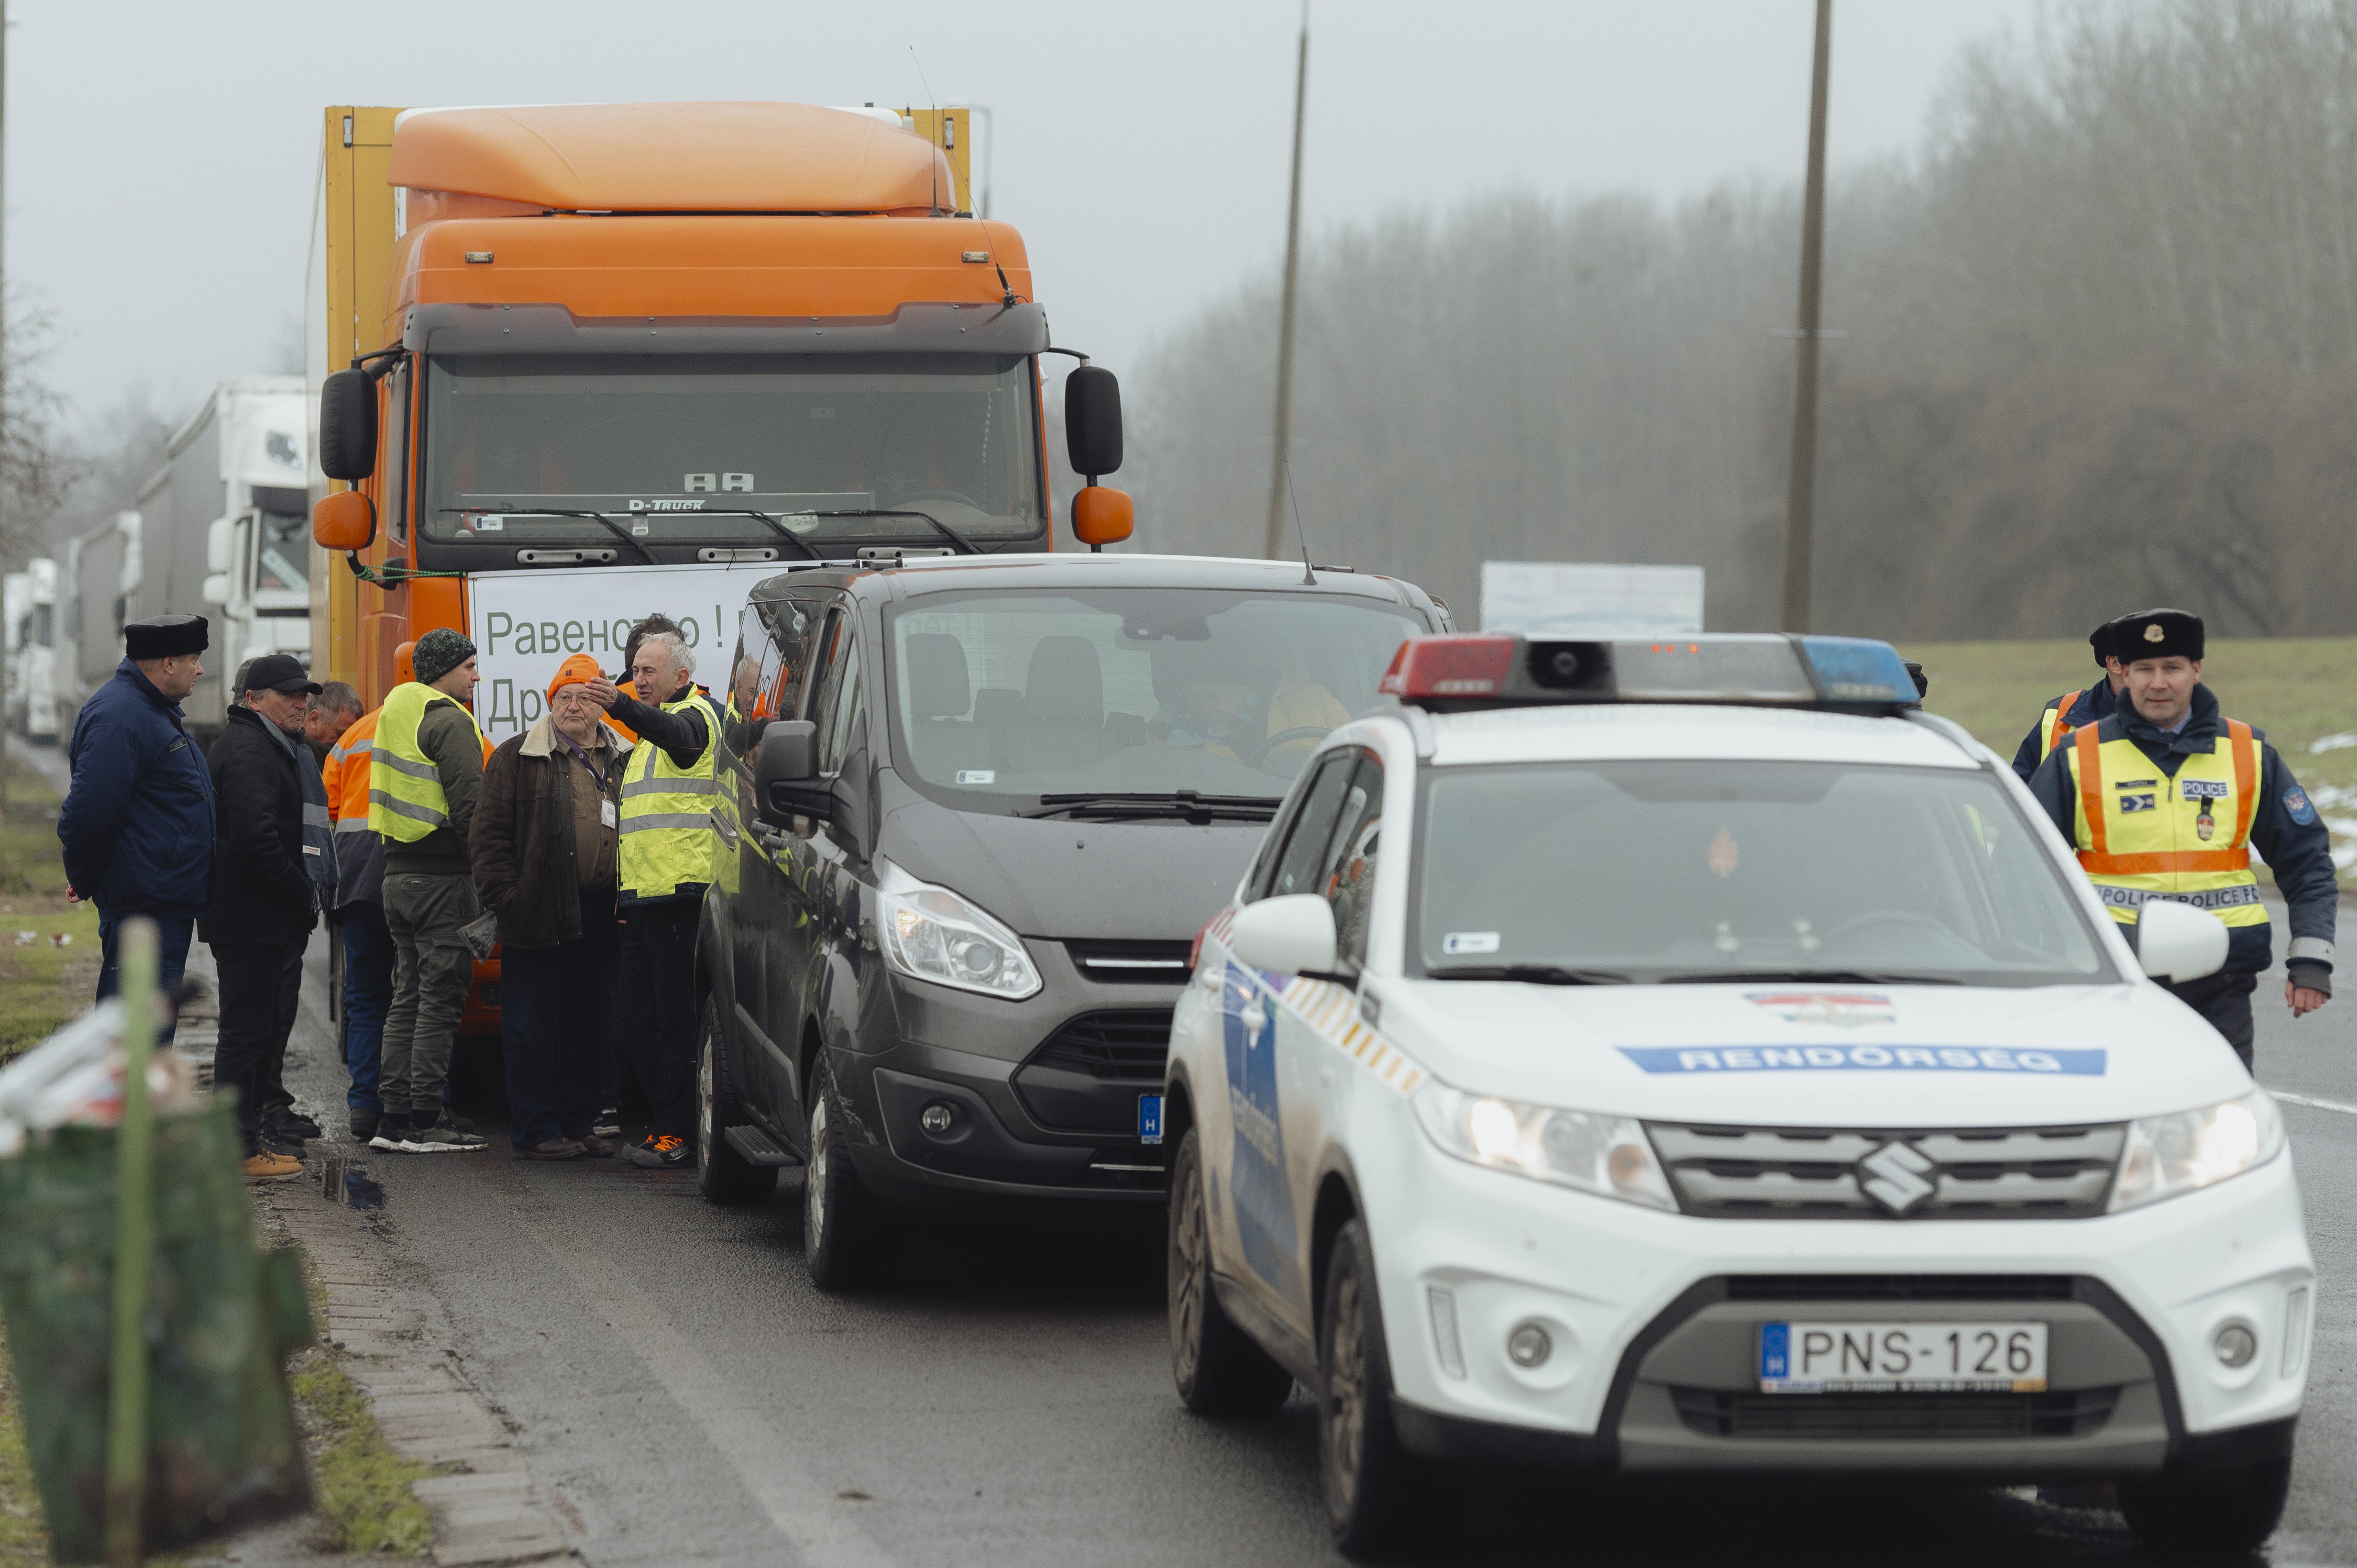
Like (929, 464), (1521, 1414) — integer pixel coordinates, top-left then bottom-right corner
(910, 47), (944, 216)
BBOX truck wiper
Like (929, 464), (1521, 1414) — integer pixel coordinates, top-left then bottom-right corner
(1656, 968), (1964, 986)
(1425, 964), (1632, 985)
(691, 510), (821, 560)
(795, 507), (982, 556)
(1021, 790), (1282, 823)
(438, 507), (656, 565)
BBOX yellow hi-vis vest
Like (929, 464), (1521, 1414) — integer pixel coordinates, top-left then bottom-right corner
(368, 682), (485, 843)
(2066, 718), (2266, 927)
(2039, 689), (2086, 759)
(619, 689), (724, 900)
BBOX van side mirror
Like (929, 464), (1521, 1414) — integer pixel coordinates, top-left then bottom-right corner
(755, 720), (829, 825)
(1063, 365), (1123, 481)
(1228, 894), (1338, 979)
(319, 369), (379, 481)
(313, 490), (376, 551)
(2136, 899), (2229, 983)
(1071, 486), (1134, 552)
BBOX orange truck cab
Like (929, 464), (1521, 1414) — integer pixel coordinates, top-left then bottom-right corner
(309, 100), (1133, 1036)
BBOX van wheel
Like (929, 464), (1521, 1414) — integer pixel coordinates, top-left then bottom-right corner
(1320, 1219), (1426, 1559)
(696, 996), (776, 1206)
(2118, 1453), (2292, 1557)
(1169, 1128), (1293, 1415)
(803, 1055), (892, 1290)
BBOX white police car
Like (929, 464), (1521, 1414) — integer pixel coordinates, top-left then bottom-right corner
(1161, 633), (2312, 1558)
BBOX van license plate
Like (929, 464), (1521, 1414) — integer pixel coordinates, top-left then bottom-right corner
(1759, 1321), (2047, 1393)
(1138, 1095), (1165, 1145)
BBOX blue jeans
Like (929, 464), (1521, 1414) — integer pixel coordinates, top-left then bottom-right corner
(500, 901), (615, 1149)
(340, 903), (394, 1112)
(96, 911), (194, 1046)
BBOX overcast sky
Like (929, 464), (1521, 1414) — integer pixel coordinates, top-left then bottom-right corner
(8, 0), (2041, 426)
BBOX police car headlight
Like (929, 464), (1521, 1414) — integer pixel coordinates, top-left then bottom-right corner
(2108, 1090), (2285, 1213)
(1412, 1083), (1676, 1211)
(876, 881), (1042, 1000)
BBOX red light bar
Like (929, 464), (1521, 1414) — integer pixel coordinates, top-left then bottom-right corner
(1379, 634), (1516, 699)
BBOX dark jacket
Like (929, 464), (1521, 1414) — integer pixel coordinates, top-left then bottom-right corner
(472, 715), (627, 950)
(2010, 680), (2118, 781)
(2025, 684), (2339, 990)
(59, 658), (215, 918)
(199, 705), (320, 946)
(382, 698), (488, 878)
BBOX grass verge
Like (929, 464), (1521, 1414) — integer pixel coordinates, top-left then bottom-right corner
(0, 753), (98, 1067)
(286, 1352), (436, 1556)
(0, 1317), (44, 1567)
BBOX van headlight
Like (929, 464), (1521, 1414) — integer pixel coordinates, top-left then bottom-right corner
(1411, 1083), (1676, 1211)
(2108, 1091), (2285, 1212)
(876, 880), (1041, 1000)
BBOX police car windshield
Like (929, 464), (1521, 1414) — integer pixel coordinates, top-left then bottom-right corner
(1415, 760), (2111, 986)
(418, 352), (1045, 547)
(886, 589), (1423, 802)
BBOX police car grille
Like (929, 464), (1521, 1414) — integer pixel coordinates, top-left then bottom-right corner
(1647, 1124), (2125, 1219)
(1669, 1386), (2120, 1440)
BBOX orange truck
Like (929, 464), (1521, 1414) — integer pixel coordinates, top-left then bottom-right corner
(307, 100), (1135, 1032)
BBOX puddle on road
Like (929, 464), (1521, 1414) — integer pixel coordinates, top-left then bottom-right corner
(320, 1153), (386, 1211)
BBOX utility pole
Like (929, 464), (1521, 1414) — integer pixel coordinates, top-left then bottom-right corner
(1779, 0), (1833, 634)
(1, 0), (12, 819)
(1262, 4), (1310, 561)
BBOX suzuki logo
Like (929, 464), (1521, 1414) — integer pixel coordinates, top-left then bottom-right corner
(1858, 1140), (1936, 1215)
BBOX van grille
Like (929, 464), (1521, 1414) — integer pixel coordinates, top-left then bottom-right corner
(1669, 1386), (2120, 1440)
(1010, 1010), (1174, 1136)
(1064, 940), (1194, 985)
(1647, 1123), (2124, 1219)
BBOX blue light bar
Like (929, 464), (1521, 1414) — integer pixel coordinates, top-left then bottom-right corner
(1799, 636), (1918, 704)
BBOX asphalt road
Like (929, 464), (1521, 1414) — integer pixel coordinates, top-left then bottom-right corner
(269, 913), (2357, 1568)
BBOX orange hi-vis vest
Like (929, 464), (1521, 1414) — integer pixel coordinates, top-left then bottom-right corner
(2039, 689), (2085, 759)
(2066, 717), (2267, 926)
(323, 709), (380, 829)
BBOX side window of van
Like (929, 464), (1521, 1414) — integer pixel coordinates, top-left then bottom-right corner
(808, 606), (865, 775)
(730, 596), (817, 753)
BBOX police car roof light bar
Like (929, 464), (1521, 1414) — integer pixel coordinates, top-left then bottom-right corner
(1379, 633), (1920, 713)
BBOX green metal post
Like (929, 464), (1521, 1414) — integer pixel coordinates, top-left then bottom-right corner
(104, 918), (158, 1568)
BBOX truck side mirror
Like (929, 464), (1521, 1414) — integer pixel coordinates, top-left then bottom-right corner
(1063, 365), (1123, 481)
(1071, 486), (1134, 552)
(205, 517), (235, 574)
(319, 369), (379, 481)
(755, 720), (829, 825)
(313, 491), (376, 551)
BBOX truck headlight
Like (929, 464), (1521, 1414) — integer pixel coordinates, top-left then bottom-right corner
(1412, 1083), (1676, 1211)
(2108, 1090), (2284, 1213)
(876, 879), (1041, 1000)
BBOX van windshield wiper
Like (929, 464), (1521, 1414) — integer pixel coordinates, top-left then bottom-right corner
(439, 507), (656, 564)
(1656, 968), (1964, 986)
(1425, 964), (1632, 986)
(1021, 790), (1282, 823)
(795, 507), (982, 556)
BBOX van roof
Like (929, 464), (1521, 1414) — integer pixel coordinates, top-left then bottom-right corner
(749, 551), (1445, 614)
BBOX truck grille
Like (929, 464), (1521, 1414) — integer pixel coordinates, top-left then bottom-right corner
(1669, 1386), (2120, 1440)
(1647, 1123), (2124, 1219)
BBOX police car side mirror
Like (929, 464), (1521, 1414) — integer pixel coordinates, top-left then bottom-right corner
(1230, 895), (1338, 979)
(755, 721), (827, 826)
(2135, 899), (2229, 984)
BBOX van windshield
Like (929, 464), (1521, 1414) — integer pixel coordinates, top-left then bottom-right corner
(419, 352), (1044, 548)
(1415, 760), (2111, 985)
(886, 589), (1423, 804)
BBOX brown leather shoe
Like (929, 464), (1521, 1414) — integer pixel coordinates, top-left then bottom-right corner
(575, 1134), (617, 1158)
(241, 1151), (304, 1182)
(517, 1136), (585, 1161)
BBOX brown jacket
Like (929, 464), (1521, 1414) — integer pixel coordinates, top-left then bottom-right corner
(471, 715), (628, 950)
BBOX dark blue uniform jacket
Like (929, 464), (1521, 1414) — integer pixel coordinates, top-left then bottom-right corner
(58, 659), (215, 918)
(2024, 685), (2338, 989)
(2010, 681), (2118, 781)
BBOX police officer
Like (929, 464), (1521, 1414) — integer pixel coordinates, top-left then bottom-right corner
(587, 628), (723, 1168)
(2011, 621), (2128, 781)
(58, 613), (214, 1025)
(2025, 609), (2337, 1067)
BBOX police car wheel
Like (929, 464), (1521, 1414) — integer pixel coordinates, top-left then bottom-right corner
(1319, 1219), (1425, 1556)
(696, 996), (776, 1206)
(1168, 1129), (1293, 1416)
(2117, 1453), (2292, 1556)
(803, 1055), (891, 1291)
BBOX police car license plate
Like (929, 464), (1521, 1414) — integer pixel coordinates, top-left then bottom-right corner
(1759, 1321), (2047, 1393)
(1137, 1094), (1164, 1146)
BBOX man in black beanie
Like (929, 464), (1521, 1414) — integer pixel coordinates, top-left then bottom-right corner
(59, 614), (215, 1031)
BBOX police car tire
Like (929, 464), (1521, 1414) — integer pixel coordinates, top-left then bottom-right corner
(1319, 1219), (1426, 1558)
(2116, 1453), (2292, 1556)
(1168, 1129), (1293, 1416)
(803, 1055), (892, 1291)
(697, 995), (777, 1206)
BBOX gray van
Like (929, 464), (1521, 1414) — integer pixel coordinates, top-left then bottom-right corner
(693, 551), (1450, 1287)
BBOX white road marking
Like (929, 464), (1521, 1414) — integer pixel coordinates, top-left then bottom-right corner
(2271, 1089), (2357, 1117)
(481, 1168), (898, 1568)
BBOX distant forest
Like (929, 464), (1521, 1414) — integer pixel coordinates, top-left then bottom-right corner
(1113, 0), (2357, 638)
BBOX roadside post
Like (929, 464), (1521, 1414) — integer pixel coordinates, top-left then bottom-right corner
(102, 919), (159, 1566)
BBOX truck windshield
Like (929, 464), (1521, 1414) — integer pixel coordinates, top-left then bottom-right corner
(1414, 760), (2110, 986)
(420, 352), (1044, 548)
(885, 589), (1423, 803)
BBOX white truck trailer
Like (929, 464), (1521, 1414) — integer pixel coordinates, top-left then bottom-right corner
(5, 559), (61, 741)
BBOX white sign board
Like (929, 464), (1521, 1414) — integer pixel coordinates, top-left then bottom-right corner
(467, 562), (782, 744)
(1479, 561), (1705, 637)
